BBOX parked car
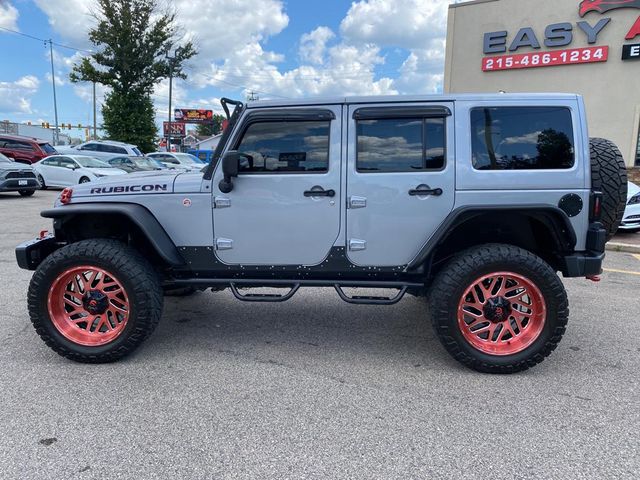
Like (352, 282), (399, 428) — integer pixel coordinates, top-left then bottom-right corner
(0, 152), (39, 196)
(16, 94), (628, 373)
(0, 134), (57, 164)
(33, 155), (127, 188)
(147, 152), (205, 172)
(619, 181), (640, 232)
(55, 140), (143, 160)
(187, 149), (215, 164)
(107, 155), (166, 173)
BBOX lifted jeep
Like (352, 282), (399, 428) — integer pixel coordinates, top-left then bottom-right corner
(16, 94), (627, 373)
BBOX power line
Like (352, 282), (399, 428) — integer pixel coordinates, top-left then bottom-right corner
(0, 26), (93, 54)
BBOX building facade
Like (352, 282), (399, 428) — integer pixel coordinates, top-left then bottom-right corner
(444, 0), (640, 166)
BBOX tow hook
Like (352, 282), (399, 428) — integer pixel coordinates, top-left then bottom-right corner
(586, 275), (601, 282)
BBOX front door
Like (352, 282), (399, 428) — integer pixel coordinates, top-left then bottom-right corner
(211, 106), (342, 265)
(346, 103), (456, 266)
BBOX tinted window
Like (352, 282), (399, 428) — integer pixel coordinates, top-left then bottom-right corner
(236, 121), (330, 173)
(80, 143), (97, 151)
(40, 143), (56, 154)
(356, 118), (446, 172)
(470, 107), (574, 170)
(3, 140), (35, 151)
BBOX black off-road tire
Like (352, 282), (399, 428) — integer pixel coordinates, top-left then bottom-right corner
(429, 244), (568, 374)
(28, 239), (163, 363)
(590, 138), (627, 240)
(18, 189), (35, 197)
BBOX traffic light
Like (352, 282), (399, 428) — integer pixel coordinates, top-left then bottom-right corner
(41, 122), (45, 128)
(78, 123), (82, 129)
(45, 122), (50, 129)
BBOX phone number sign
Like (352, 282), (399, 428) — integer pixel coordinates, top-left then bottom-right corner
(482, 46), (608, 72)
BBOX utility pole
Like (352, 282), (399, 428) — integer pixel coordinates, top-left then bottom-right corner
(92, 81), (97, 140)
(47, 40), (60, 145)
(247, 90), (259, 101)
(166, 52), (176, 152)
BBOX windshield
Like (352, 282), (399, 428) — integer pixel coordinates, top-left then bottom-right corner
(133, 157), (162, 168)
(75, 156), (114, 168)
(174, 153), (204, 164)
(0, 153), (13, 163)
(40, 143), (56, 154)
(132, 147), (143, 156)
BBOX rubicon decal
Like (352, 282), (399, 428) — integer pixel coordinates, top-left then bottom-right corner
(579, 0), (640, 17)
(90, 184), (168, 194)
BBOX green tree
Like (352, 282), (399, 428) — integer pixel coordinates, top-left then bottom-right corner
(70, 0), (196, 152)
(195, 114), (226, 137)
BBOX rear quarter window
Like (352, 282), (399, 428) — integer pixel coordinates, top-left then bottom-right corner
(470, 107), (574, 170)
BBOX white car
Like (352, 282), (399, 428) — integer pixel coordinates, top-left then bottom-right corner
(147, 152), (205, 172)
(33, 155), (127, 188)
(619, 181), (640, 232)
(55, 140), (143, 160)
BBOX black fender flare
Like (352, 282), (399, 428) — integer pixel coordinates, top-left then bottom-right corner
(41, 203), (185, 267)
(407, 205), (577, 271)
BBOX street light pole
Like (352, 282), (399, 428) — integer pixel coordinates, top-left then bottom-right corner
(92, 81), (97, 140)
(47, 40), (60, 145)
(166, 53), (176, 152)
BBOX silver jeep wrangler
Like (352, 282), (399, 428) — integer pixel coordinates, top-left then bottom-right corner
(16, 94), (627, 373)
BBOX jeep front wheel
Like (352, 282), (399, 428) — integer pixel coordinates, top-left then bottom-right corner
(28, 239), (163, 363)
(429, 244), (568, 373)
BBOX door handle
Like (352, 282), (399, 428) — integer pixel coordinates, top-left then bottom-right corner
(304, 187), (335, 198)
(409, 185), (443, 197)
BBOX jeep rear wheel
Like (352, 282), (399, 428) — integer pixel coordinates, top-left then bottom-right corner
(429, 244), (568, 373)
(28, 239), (163, 363)
(590, 138), (627, 240)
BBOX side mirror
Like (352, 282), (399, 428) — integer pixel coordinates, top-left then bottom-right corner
(218, 151), (240, 193)
(65, 164), (76, 170)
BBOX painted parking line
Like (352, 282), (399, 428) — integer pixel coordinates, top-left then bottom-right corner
(603, 268), (640, 276)
(633, 254), (640, 262)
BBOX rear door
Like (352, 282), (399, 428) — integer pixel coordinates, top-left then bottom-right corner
(211, 106), (342, 265)
(346, 102), (456, 266)
(39, 156), (62, 185)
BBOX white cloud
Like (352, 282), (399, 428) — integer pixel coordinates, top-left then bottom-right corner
(32, 0), (461, 106)
(33, 0), (94, 47)
(0, 75), (40, 114)
(0, 0), (18, 30)
(300, 26), (335, 65)
(340, 0), (452, 49)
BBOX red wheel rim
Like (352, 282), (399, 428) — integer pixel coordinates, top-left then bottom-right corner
(457, 271), (546, 356)
(47, 266), (130, 346)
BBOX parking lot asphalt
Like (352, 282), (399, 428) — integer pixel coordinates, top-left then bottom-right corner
(0, 189), (639, 479)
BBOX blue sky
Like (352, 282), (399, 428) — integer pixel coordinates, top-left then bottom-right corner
(0, 0), (454, 137)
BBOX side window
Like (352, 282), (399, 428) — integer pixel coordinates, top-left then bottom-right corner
(58, 157), (75, 168)
(197, 152), (208, 161)
(80, 143), (96, 151)
(236, 120), (330, 173)
(356, 117), (446, 172)
(6, 140), (35, 151)
(42, 157), (59, 166)
(102, 145), (126, 154)
(470, 107), (575, 170)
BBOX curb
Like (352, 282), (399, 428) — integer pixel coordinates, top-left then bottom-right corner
(605, 242), (640, 254)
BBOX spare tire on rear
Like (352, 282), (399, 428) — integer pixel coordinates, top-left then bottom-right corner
(589, 138), (627, 240)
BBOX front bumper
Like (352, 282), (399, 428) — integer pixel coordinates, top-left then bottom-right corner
(561, 221), (606, 277)
(0, 177), (39, 192)
(15, 235), (61, 270)
(619, 203), (640, 230)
